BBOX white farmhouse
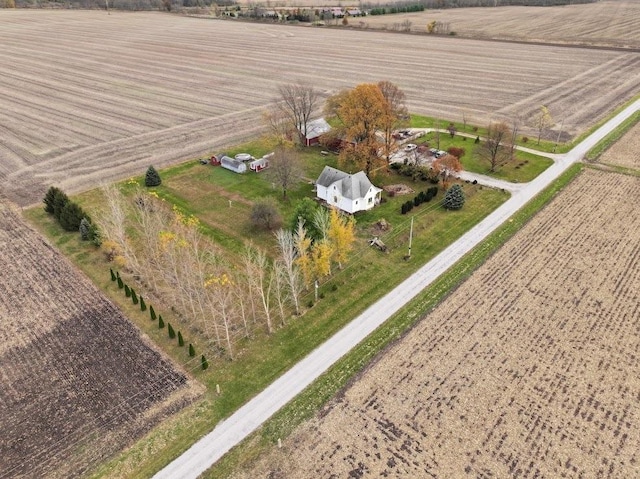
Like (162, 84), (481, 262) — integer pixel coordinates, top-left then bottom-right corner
(315, 166), (382, 214)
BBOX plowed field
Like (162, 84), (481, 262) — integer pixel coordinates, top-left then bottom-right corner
(356, 0), (640, 49)
(0, 198), (202, 479)
(233, 168), (640, 478)
(0, 10), (638, 206)
(597, 120), (640, 170)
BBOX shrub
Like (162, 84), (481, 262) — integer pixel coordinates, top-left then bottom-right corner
(472, 126), (478, 132)
(110, 269), (116, 281)
(149, 304), (156, 320)
(52, 189), (69, 220)
(251, 198), (283, 231)
(124, 284), (131, 297)
(88, 223), (102, 247)
(79, 217), (91, 240)
(131, 289), (138, 304)
(474, 136), (480, 144)
(413, 195), (421, 207)
(201, 355), (209, 370)
(331, 283), (338, 292)
(168, 323), (176, 339)
(158, 315), (165, 329)
(59, 201), (86, 232)
(448, 147), (466, 158)
(442, 184), (465, 210)
(140, 296), (147, 311)
(522, 136), (529, 143)
(178, 331), (184, 347)
(145, 165), (162, 187)
(43, 186), (62, 214)
(189, 343), (196, 357)
(389, 162), (402, 171)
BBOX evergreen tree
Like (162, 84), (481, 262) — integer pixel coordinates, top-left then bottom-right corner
(88, 222), (102, 246)
(43, 186), (62, 214)
(124, 284), (131, 297)
(201, 355), (209, 370)
(59, 201), (86, 232)
(117, 275), (124, 289)
(140, 296), (147, 311)
(168, 323), (176, 339)
(158, 315), (165, 329)
(149, 304), (156, 320)
(110, 269), (116, 281)
(178, 331), (184, 347)
(79, 217), (91, 240)
(52, 189), (69, 220)
(131, 289), (138, 304)
(442, 184), (465, 210)
(189, 343), (195, 357)
(145, 165), (162, 187)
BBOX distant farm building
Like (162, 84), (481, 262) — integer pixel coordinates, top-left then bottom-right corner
(315, 166), (382, 214)
(302, 118), (332, 146)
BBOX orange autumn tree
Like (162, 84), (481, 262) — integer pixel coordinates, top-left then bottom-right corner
(433, 154), (463, 189)
(327, 83), (399, 176)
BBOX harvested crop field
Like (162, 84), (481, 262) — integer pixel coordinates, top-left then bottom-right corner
(0, 11), (639, 206)
(0, 198), (202, 479)
(356, 0), (640, 49)
(597, 120), (640, 170)
(233, 168), (640, 478)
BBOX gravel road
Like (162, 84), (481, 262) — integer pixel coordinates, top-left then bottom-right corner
(152, 100), (639, 479)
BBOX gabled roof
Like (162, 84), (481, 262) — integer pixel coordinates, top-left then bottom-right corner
(303, 118), (332, 140)
(316, 166), (381, 200)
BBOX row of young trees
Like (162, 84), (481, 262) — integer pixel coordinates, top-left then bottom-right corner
(43, 186), (100, 244)
(96, 185), (356, 359)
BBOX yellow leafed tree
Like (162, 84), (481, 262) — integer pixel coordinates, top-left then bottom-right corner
(327, 208), (356, 269)
(294, 218), (314, 288)
(311, 239), (333, 280)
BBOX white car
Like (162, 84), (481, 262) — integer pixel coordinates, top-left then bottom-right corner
(404, 143), (418, 152)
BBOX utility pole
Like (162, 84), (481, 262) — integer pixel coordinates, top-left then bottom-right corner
(407, 216), (414, 259)
(554, 117), (565, 152)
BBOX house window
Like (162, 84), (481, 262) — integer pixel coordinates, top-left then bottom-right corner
(355, 200), (358, 205)
(333, 196), (338, 203)
(368, 197), (372, 204)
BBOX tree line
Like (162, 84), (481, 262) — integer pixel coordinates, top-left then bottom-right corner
(94, 185), (356, 359)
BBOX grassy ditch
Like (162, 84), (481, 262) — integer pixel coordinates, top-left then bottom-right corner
(26, 142), (509, 478)
(203, 161), (585, 479)
(584, 109), (640, 162)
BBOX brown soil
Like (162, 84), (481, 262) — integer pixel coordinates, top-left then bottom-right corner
(0, 199), (202, 479)
(0, 11), (638, 207)
(231, 168), (640, 478)
(597, 120), (640, 170)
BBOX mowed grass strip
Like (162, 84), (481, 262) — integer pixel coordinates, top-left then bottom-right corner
(201, 164), (585, 479)
(26, 143), (508, 478)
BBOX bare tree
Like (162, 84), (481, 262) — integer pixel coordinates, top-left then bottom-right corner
(532, 105), (554, 145)
(275, 228), (303, 315)
(509, 114), (522, 161)
(97, 183), (140, 275)
(475, 121), (512, 172)
(262, 104), (295, 145)
(277, 82), (320, 143)
(266, 147), (303, 199)
(244, 245), (274, 334)
(313, 207), (330, 240)
(377, 80), (408, 159)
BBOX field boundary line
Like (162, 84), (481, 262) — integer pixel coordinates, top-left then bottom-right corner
(152, 101), (640, 479)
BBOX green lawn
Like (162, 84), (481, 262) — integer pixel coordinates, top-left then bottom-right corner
(26, 133), (512, 478)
